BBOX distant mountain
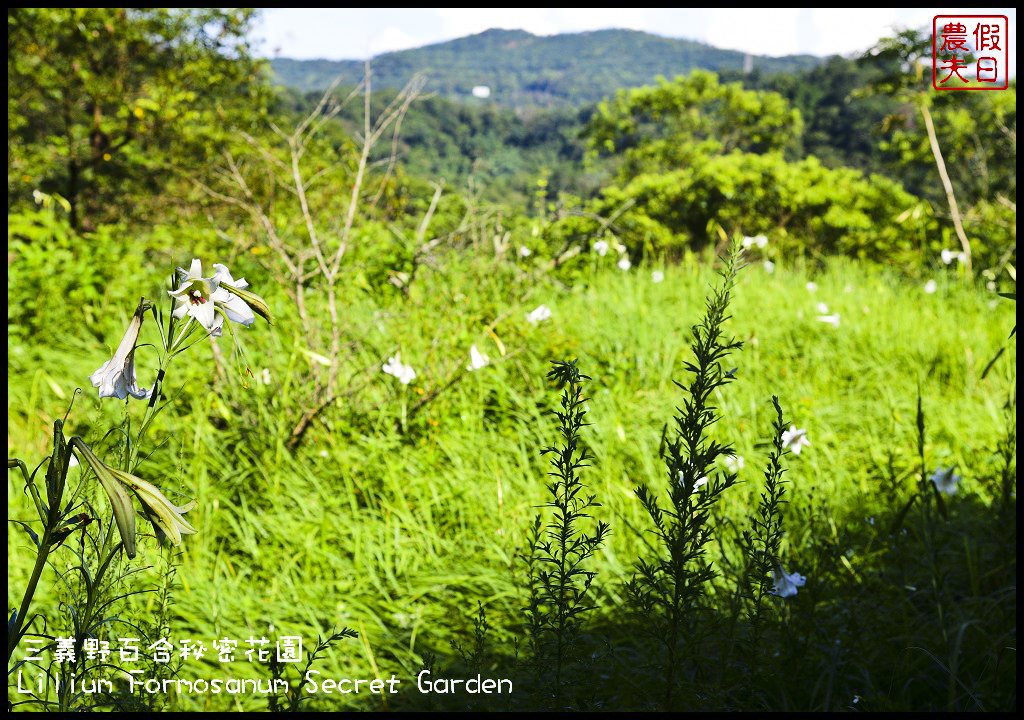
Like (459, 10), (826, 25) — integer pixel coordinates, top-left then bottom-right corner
(269, 28), (822, 108)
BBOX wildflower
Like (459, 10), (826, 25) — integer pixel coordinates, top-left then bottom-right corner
(169, 259), (271, 336)
(618, 257), (632, 271)
(90, 300), (151, 400)
(593, 239), (609, 256)
(724, 454), (744, 473)
(816, 313), (840, 328)
(781, 425), (810, 454)
(652, 270), (665, 283)
(518, 246), (532, 257)
(71, 438), (196, 559)
(930, 466), (959, 495)
(924, 279), (937, 294)
(763, 260), (775, 274)
(816, 302), (829, 314)
(806, 281), (818, 292)
(677, 469), (709, 491)
(527, 305), (552, 324)
(382, 353), (416, 385)
(742, 234), (768, 249)
(467, 344), (490, 371)
(941, 249), (965, 265)
(770, 565), (806, 598)
(212, 263), (273, 325)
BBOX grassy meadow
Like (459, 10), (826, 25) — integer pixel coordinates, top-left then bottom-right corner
(7, 238), (1016, 710)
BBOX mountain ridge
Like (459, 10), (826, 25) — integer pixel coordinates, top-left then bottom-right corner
(269, 27), (823, 108)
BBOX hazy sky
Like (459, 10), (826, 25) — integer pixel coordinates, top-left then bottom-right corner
(253, 8), (1016, 73)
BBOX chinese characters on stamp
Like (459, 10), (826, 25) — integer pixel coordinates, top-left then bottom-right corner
(933, 15), (1009, 90)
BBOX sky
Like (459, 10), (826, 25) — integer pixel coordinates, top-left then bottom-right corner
(253, 8), (1016, 75)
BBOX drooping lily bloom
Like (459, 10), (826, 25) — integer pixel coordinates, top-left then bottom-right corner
(211, 263), (257, 328)
(90, 300), (150, 400)
(782, 425), (811, 455)
(71, 438), (196, 559)
(770, 566), (806, 598)
(467, 344), (490, 371)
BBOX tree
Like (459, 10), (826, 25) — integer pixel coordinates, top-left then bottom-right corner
(7, 8), (267, 228)
(584, 70), (803, 181)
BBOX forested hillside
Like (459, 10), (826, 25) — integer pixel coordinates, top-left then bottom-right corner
(270, 28), (821, 107)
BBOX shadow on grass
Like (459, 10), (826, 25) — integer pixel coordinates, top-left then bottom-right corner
(339, 489), (1015, 712)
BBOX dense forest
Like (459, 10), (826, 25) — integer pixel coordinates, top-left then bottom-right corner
(7, 8), (1016, 713)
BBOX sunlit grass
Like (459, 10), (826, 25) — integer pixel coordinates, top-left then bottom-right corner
(7, 247), (1015, 710)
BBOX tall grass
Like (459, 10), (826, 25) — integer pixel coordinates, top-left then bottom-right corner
(7, 240), (1015, 710)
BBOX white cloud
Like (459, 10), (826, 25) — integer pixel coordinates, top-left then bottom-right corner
(369, 26), (422, 56)
(704, 8), (801, 57)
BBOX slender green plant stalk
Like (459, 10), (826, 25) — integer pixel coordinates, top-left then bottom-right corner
(524, 359), (609, 708)
(628, 240), (743, 708)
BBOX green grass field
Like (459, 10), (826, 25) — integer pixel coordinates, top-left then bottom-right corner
(7, 245), (1016, 711)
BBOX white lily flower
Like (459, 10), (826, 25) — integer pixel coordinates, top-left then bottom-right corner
(652, 270), (665, 283)
(770, 566), (806, 598)
(211, 263), (257, 328)
(817, 313), (840, 328)
(90, 301), (151, 400)
(924, 279), (937, 294)
(941, 249), (965, 265)
(724, 454), (744, 473)
(527, 305), (552, 324)
(169, 259), (261, 336)
(467, 344), (490, 371)
(618, 257), (632, 271)
(742, 234), (768, 249)
(763, 260), (775, 274)
(781, 425), (810, 454)
(593, 240), (609, 256)
(677, 465), (709, 491)
(382, 352), (416, 385)
(930, 466), (960, 495)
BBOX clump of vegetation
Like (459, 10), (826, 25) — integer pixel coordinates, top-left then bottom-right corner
(523, 360), (608, 708)
(7, 9), (1015, 713)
